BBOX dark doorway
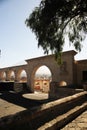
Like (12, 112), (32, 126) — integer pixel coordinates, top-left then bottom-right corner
(83, 71), (87, 82)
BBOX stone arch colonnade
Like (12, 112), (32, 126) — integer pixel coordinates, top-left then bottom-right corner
(0, 50), (83, 92)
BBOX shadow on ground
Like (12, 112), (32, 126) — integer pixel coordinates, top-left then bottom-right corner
(0, 91), (52, 109)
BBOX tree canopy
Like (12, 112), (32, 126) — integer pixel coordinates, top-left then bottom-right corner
(25, 0), (87, 61)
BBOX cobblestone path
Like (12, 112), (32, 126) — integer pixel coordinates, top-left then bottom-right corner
(61, 110), (87, 130)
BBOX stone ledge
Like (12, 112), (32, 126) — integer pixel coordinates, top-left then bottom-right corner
(38, 102), (87, 130)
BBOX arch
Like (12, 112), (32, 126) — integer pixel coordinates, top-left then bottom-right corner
(31, 65), (52, 93)
(59, 81), (67, 87)
(1, 71), (6, 81)
(17, 69), (27, 82)
(8, 70), (15, 81)
(0, 50), (77, 91)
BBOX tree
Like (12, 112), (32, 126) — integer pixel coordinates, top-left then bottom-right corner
(25, 0), (87, 61)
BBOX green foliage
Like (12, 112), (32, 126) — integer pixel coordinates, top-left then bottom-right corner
(25, 0), (87, 60)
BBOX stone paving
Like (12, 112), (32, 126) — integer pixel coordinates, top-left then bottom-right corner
(61, 110), (87, 130)
(0, 91), (49, 118)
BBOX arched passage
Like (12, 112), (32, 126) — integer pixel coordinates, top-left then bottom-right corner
(32, 65), (52, 93)
(59, 81), (67, 86)
(1, 72), (6, 81)
(8, 70), (15, 81)
(19, 70), (27, 82)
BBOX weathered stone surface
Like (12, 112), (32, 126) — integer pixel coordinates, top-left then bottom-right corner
(62, 111), (87, 130)
(0, 91), (87, 130)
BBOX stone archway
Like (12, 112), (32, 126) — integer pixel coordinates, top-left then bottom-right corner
(8, 70), (15, 81)
(59, 81), (67, 86)
(18, 69), (27, 82)
(31, 65), (52, 93)
(1, 72), (6, 81)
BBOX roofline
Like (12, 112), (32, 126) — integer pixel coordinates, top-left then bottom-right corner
(26, 50), (77, 62)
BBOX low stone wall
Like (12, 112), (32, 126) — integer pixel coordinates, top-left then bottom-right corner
(49, 82), (84, 99)
(0, 91), (87, 130)
(0, 82), (30, 93)
(13, 82), (30, 93)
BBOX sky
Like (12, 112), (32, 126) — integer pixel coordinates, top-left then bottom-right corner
(0, 0), (87, 68)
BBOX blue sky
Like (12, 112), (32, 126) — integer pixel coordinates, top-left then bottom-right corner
(0, 0), (87, 68)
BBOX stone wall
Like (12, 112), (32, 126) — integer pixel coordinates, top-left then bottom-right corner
(0, 82), (30, 93)
(76, 60), (87, 85)
(49, 82), (84, 99)
(0, 50), (87, 91)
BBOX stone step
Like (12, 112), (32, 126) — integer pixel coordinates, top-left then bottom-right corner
(38, 102), (87, 130)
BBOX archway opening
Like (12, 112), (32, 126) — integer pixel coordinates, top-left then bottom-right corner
(2, 72), (6, 81)
(20, 70), (27, 82)
(59, 81), (67, 87)
(10, 71), (15, 81)
(34, 65), (52, 93)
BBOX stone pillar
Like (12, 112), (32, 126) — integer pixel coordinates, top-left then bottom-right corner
(14, 70), (19, 82)
(26, 70), (34, 93)
(49, 82), (58, 99)
(0, 71), (3, 81)
(6, 71), (10, 81)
